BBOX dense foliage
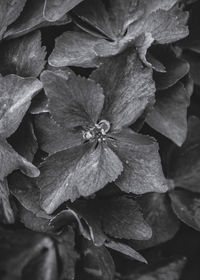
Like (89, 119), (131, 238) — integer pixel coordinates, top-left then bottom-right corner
(0, 0), (200, 279)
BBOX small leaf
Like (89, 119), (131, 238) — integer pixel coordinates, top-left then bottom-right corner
(170, 188), (200, 231)
(0, 31), (46, 77)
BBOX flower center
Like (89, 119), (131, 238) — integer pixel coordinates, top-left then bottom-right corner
(82, 120), (111, 142)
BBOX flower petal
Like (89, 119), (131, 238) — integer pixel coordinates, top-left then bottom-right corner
(0, 74), (42, 138)
(43, 0), (84, 22)
(41, 69), (105, 129)
(107, 129), (168, 194)
(91, 49), (155, 131)
(49, 31), (104, 67)
(146, 82), (190, 146)
(0, 136), (39, 180)
(38, 142), (123, 213)
(0, 31), (46, 77)
(170, 188), (200, 231)
(34, 113), (83, 155)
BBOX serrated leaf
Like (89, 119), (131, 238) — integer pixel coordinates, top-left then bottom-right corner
(146, 82), (190, 146)
(0, 31), (46, 77)
(0, 74), (42, 138)
(38, 142), (123, 214)
(0, 0), (26, 39)
(170, 188), (200, 231)
(131, 193), (180, 250)
(91, 50), (155, 131)
(107, 129), (168, 194)
(4, 0), (71, 40)
(41, 70), (105, 129)
(168, 117), (200, 192)
(44, 0), (85, 22)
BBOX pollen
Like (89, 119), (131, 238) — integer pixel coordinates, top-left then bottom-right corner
(82, 120), (111, 142)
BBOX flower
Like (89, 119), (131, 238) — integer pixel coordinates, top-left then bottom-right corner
(35, 49), (167, 214)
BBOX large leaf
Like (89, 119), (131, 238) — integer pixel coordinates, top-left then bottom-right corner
(0, 74), (42, 138)
(107, 129), (168, 194)
(146, 82), (190, 146)
(91, 50), (155, 131)
(0, 31), (46, 77)
(41, 70), (105, 129)
(38, 142), (123, 213)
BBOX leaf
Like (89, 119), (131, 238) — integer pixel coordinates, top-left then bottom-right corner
(168, 117), (200, 192)
(34, 113), (83, 155)
(170, 188), (200, 231)
(0, 179), (15, 224)
(126, 257), (187, 280)
(0, 226), (58, 280)
(105, 241), (147, 263)
(49, 31), (102, 67)
(107, 129), (168, 194)
(0, 0), (26, 39)
(0, 74), (42, 138)
(101, 197), (152, 240)
(146, 82), (190, 146)
(0, 136), (39, 180)
(130, 193), (180, 250)
(4, 0), (71, 40)
(91, 50), (155, 131)
(38, 142), (123, 214)
(44, 0), (85, 21)
(41, 70), (105, 129)
(82, 239), (115, 280)
(0, 31), (46, 77)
